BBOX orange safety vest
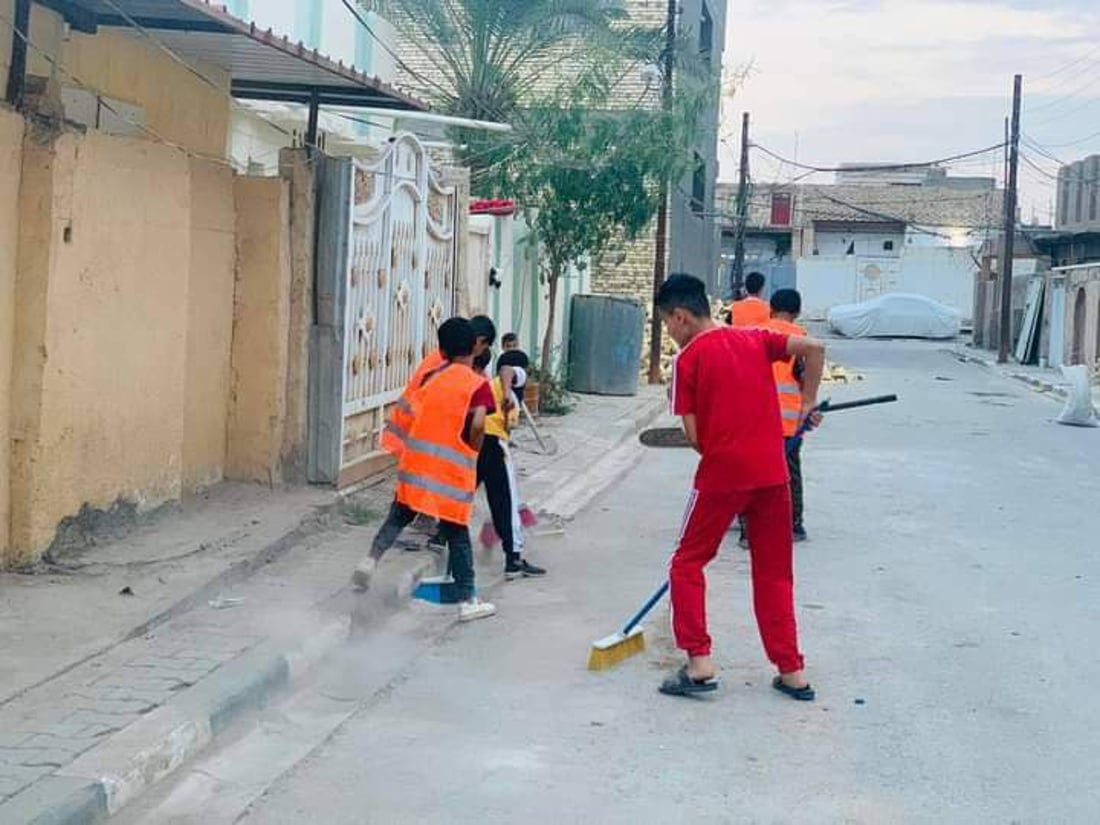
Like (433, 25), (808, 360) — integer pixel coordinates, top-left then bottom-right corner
(395, 364), (484, 525)
(381, 349), (447, 457)
(764, 318), (807, 437)
(731, 296), (771, 328)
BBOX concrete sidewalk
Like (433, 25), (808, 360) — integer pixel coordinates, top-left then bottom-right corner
(0, 388), (665, 823)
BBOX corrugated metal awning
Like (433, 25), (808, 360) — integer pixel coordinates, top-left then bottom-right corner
(35, 0), (428, 111)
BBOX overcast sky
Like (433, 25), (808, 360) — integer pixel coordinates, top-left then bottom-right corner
(721, 0), (1100, 223)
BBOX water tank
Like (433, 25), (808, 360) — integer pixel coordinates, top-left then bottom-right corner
(567, 294), (644, 396)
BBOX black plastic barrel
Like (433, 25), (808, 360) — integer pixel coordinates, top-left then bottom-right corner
(566, 294), (644, 395)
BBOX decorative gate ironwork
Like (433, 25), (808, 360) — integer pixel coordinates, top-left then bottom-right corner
(339, 134), (459, 471)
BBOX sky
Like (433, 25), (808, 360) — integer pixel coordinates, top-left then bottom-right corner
(721, 0), (1100, 224)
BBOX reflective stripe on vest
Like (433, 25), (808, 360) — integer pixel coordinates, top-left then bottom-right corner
(405, 436), (478, 470)
(382, 351), (447, 457)
(395, 361), (482, 524)
(396, 471), (476, 504)
(761, 318), (807, 437)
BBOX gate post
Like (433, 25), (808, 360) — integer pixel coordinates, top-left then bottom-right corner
(308, 156), (353, 484)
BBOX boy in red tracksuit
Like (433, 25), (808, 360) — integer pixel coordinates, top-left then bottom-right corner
(655, 274), (826, 701)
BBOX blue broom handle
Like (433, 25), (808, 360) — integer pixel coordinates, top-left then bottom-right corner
(622, 581), (669, 636)
(621, 415), (817, 637)
(621, 395), (898, 638)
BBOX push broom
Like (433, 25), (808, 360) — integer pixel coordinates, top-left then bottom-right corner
(587, 393), (898, 671)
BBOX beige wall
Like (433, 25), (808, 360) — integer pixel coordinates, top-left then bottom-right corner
(10, 131), (191, 563)
(183, 159), (236, 492)
(6, 125), (246, 566)
(227, 177), (291, 484)
(62, 30), (230, 159)
(0, 108), (24, 563)
(1, 4), (229, 159)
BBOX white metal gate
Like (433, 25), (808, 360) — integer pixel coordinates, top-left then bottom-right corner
(340, 134), (458, 466)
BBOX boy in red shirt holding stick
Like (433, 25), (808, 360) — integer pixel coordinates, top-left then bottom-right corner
(656, 274), (826, 700)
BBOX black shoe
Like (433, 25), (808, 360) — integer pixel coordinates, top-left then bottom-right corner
(505, 559), (547, 580)
(793, 526), (807, 543)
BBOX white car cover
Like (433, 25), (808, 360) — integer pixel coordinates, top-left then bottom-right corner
(828, 294), (962, 340)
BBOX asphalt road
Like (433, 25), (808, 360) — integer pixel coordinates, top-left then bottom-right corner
(123, 340), (1100, 825)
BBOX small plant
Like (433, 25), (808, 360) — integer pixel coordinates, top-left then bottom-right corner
(528, 363), (576, 417)
(341, 500), (377, 526)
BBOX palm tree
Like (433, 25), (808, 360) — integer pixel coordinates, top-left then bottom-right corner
(372, 0), (637, 125)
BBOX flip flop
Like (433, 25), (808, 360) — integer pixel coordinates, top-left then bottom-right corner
(658, 666), (719, 697)
(772, 676), (815, 702)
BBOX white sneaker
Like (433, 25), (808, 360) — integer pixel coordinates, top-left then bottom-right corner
(351, 556), (377, 591)
(458, 598), (496, 622)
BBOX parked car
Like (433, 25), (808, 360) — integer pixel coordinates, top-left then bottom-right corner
(828, 293), (962, 340)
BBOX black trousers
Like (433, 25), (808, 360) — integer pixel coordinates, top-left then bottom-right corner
(738, 437), (804, 536)
(477, 435), (520, 562)
(370, 500), (474, 601)
(786, 437), (804, 530)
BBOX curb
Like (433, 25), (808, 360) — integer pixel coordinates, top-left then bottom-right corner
(1, 396), (664, 823)
(951, 348), (1072, 401)
(0, 547), (436, 824)
(532, 394), (667, 521)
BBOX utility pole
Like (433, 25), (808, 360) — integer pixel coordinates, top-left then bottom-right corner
(730, 111), (751, 297)
(646, 0), (677, 384)
(998, 75), (1022, 364)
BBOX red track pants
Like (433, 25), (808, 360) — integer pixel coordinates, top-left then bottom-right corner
(669, 484), (805, 673)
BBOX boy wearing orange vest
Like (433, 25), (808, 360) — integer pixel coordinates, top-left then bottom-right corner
(352, 318), (497, 622)
(729, 272), (771, 328)
(381, 316), (497, 459)
(763, 288), (809, 542)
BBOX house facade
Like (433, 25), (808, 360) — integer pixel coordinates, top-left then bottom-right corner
(1, 0), (449, 566)
(718, 168), (1004, 320)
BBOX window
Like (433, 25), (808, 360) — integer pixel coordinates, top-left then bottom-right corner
(771, 193), (792, 226)
(883, 240), (895, 252)
(1091, 179), (1098, 223)
(699, 3), (714, 66)
(691, 153), (706, 216)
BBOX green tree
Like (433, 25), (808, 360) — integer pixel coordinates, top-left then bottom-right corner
(481, 92), (706, 377)
(373, 0), (718, 376)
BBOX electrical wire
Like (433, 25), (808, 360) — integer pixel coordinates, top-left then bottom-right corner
(0, 10), (252, 170)
(751, 141), (1008, 174)
(96, 0), (306, 146)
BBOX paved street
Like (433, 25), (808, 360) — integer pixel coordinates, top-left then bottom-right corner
(123, 340), (1100, 824)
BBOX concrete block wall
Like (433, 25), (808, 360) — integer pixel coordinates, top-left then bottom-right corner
(0, 107), (24, 568)
(227, 178), (292, 485)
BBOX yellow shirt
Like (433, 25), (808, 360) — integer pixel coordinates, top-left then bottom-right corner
(484, 376), (519, 440)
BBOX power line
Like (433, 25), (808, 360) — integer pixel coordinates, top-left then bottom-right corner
(750, 142), (1008, 174)
(1026, 126), (1100, 152)
(96, 0), (300, 145)
(1029, 43), (1100, 85)
(0, 9), (251, 170)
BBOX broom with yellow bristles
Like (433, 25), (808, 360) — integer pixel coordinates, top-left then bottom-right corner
(589, 393), (899, 671)
(587, 581), (669, 671)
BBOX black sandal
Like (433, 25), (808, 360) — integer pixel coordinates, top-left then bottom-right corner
(772, 676), (815, 702)
(658, 666), (719, 697)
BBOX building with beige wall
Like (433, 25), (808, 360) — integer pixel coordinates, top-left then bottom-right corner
(0, 0), (427, 567)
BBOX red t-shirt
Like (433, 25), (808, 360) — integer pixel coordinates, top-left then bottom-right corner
(672, 326), (791, 492)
